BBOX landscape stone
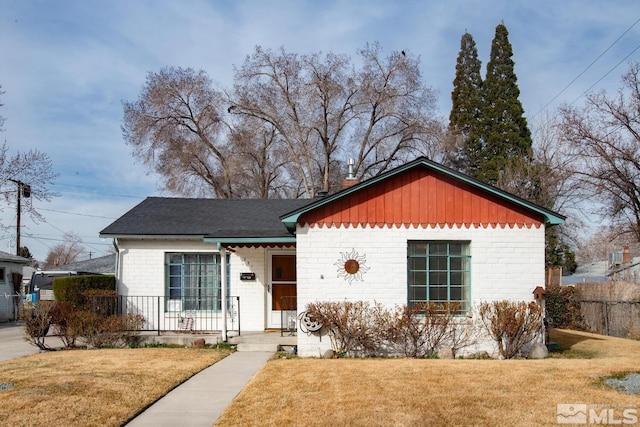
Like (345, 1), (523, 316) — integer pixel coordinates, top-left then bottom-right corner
(527, 342), (548, 359)
(437, 346), (454, 359)
(322, 349), (336, 359)
(193, 338), (206, 348)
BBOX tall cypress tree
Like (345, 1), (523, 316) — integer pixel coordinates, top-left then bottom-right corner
(479, 23), (532, 184)
(448, 32), (484, 175)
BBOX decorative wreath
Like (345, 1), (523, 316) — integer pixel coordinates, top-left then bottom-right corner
(334, 248), (370, 284)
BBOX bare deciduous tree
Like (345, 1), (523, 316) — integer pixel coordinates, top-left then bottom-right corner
(123, 45), (444, 199)
(0, 85), (5, 131)
(45, 232), (85, 268)
(123, 67), (236, 198)
(0, 88), (59, 232)
(0, 142), (59, 233)
(559, 62), (640, 242)
(231, 43), (441, 197)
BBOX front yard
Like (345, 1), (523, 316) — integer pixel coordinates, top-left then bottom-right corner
(0, 347), (231, 426)
(215, 330), (640, 426)
(1, 330), (639, 426)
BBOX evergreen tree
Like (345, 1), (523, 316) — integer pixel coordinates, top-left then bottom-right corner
(18, 246), (33, 259)
(448, 32), (484, 175)
(479, 23), (532, 184)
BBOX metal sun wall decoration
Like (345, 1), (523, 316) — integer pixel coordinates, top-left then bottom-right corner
(335, 248), (370, 284)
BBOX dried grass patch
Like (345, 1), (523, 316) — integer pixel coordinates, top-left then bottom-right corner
(0, 347), (230, 426)
(216, 330), (640, 427)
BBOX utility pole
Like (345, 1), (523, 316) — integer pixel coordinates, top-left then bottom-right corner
(9, 179), (30, 256)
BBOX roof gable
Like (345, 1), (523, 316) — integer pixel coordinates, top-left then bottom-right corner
(281, 157), (565, 230)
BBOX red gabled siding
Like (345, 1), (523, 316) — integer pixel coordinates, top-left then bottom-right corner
(299, 168), (544, 228)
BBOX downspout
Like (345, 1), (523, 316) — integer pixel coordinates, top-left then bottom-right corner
(112, 238), (120, 294)
(218, 242), (228, 342)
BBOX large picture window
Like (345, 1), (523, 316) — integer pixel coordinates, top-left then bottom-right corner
(408, 241), (470, 315)
(166, 253), (219, 311)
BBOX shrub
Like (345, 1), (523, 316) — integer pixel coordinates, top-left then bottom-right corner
(305, 301), (391, 357)
(388, 303), (456, 358)
(306, 300), (479, 358)
(545, 283), (585, 330)
(447, 315), (481, 359)
(478, 300), (544, 359)
(52, 275), (115, 309)
(22, 301), (55, 350)
(83, 289), (119, 316)
(49, 302), (85, 348)
(76, 312), (146, 348)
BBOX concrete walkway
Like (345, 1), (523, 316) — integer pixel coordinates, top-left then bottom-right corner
(126, 351), (273, 426)
(0, 322), (42, 361)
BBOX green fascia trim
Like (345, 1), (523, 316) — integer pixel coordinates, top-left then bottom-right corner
(203, 237), (297, 245)
(0, 258), (30, 265)
(281, 157), (566, 230)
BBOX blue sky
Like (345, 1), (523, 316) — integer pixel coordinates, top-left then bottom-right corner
(0, 0), (638, 261)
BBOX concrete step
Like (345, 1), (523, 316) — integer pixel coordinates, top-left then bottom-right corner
(237, 343), (279, 352)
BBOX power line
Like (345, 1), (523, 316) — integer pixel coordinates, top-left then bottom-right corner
(532, 16), (640, 118)
(568, 42), (640, 107)
(37, 207), (117, 220)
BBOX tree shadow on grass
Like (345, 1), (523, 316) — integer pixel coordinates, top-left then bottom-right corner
(549, 328), (605, 358)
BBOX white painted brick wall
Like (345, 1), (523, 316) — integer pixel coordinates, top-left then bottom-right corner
(117, 239), (268, 331)
(231, 247), (267, 331)
(296, 224), (546, 357)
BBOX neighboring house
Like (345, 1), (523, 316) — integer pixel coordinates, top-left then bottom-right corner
(0, 251), (30, 322)
(51, 254), (116, 275)
(100, 157), (565, 356)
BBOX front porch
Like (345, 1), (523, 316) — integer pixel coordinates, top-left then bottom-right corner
(141, 330), (297, 353)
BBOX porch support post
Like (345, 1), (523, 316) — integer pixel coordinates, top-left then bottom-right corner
(219, 243), (228, 342)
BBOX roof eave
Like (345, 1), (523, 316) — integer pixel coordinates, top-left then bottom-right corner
(203, 237), (297, 245)
(99, 234), (207, 240)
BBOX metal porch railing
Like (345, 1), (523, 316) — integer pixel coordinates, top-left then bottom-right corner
(91, 295), (241, 335)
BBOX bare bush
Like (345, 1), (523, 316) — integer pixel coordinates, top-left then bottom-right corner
(49, 302), (83, 349)
(478, 300), (543, 359)
(305, 301), (391, 357)
(22, 301), (54, 350)
(388, 303), (457, 358)
(77, 312), (146, 349)
(306, 300), (480, 358)
(447, 316), (481, 358)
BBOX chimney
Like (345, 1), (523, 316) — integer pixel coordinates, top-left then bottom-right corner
(342, 158), (360, 189)
(623, 246), (631, 264)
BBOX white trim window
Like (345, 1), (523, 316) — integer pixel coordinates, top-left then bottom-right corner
(166, 253), (219, 311)
(408, 241), (470, 315)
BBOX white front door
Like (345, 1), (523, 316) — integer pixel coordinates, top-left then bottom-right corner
(267, 251), (296, 329)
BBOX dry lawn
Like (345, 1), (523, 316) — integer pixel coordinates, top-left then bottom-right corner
(0, 347), (231, 427)
(216, 330), (640, 427)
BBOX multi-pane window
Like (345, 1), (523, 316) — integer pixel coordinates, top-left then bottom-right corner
(408, 241), (470, 315)
(166, 253), (219, 311)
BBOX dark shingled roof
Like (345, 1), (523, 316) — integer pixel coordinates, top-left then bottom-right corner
(100, 197), (312, 239)
(51, 254), (116, 274)
(0, 251), (30, 264)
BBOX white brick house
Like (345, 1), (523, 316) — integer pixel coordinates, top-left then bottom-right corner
(0, 251), (30, 322)
(101, 157), (564, 356)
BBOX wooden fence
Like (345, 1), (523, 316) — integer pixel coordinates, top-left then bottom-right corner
(579, 300), (640, 337)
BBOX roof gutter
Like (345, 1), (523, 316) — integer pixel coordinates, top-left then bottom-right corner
(204, 237), (297, 247)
